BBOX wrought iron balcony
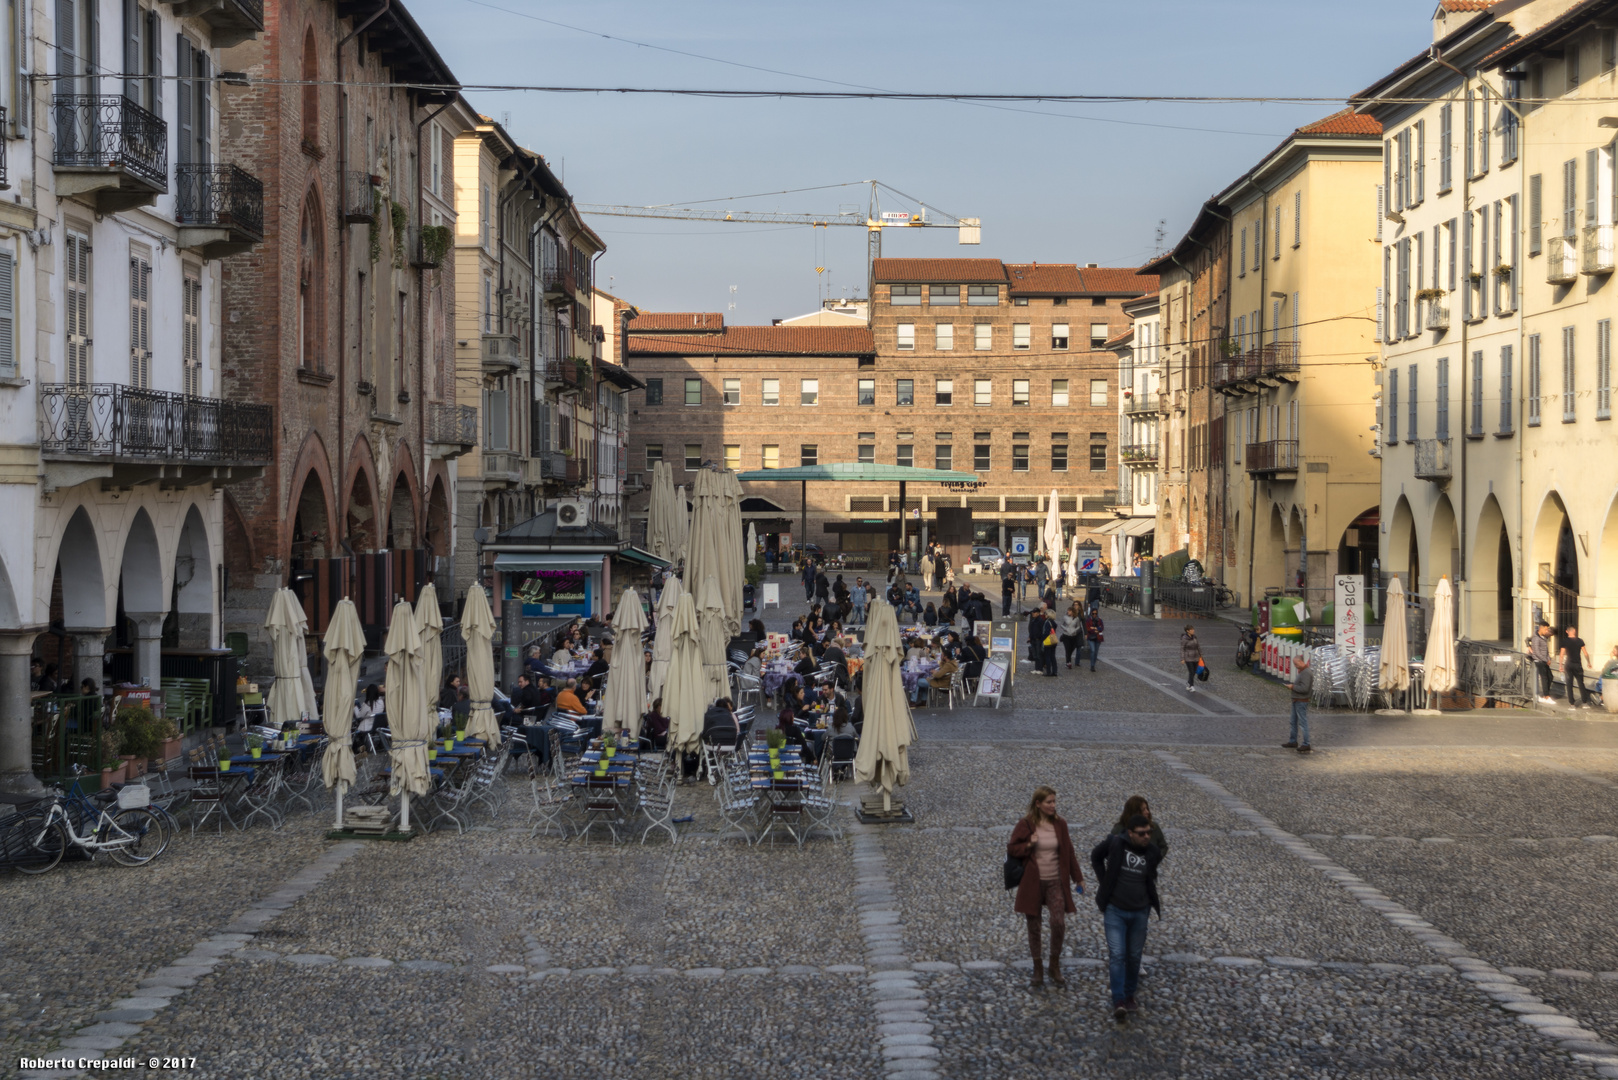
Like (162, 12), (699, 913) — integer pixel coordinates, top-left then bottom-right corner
(1123, 393), (1157, 416)
(543, 358), (591, 391)
(1244, 439), (1299, 475)
(1584, 225), (1615, 275)
(1414, 438), (1453, 482)
(1425, 302), (1450, 331)
(343, 171), (379, 223)
(1548, 236), (1579, 284)
(411, 224), (452, 269)
(535, 450), (568, 480)
(425, 402), (477, 449)
(53, 95), (167, 212)
(175, 163), (263, 257)
(1122, 443), (1159, 466)
(541, 266), (574, 302)
(1215, 342), (1300, 393)
(39, 384), (271, 484)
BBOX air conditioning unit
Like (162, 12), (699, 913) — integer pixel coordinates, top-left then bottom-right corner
(555, 499), (588, 528)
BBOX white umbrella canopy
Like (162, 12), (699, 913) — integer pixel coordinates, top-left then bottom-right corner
(854, 599), (916, 803)
(320, 598), (364, 800)
(383, 599), (431, 809)
(673, 484), (690, 565)
(265, 588), (309, 730)
(1379, 575), (1412, 694)
(648, 461), (675, 562)
(1042, 489), (1063, 563)
(1067, 524), (1082, 589)
(415, 584), (444, 739)
(648, 573), (683, 700)
(1426, 576), (1459, 697)
(601, 587), (649, 735)
(747, 522), (758, 564)
(461, 584), (500, 747)
(662, 591), (707, 754)
(685, 470), (719, 620)
(720, 470), (745, 636)
(697, 573), (730, 705)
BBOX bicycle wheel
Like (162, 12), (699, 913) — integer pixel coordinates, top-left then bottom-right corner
(10, 817), (68, 875)
(102, 808), (167, 865)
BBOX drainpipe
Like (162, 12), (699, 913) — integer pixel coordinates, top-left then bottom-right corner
(336, 0), (392, 550)
(415, 97), (453, 573)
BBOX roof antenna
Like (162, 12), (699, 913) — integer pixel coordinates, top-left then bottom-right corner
(1155, 219), (1167, 255)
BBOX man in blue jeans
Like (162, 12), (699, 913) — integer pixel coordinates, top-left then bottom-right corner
(1283, 654), (1314, 753)
(1090, 815), (1163, 1021)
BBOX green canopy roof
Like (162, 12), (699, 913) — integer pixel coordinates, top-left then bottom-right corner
(735, 463), (980, 483)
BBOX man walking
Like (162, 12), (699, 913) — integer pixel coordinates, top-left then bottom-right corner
(1528, 622), (1555, 704)
(801, 558), (817, 602)
(851, 578), (868, 625)
(1001, 562), (1016, 617)
(1090, 814), (1162, 1021)
(1560, 626), (1595, 708)
(1282, 654), (1314, 752)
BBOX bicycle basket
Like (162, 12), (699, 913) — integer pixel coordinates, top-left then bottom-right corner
(116, 784), (151, 809)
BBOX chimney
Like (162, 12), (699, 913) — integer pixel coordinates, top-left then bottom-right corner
(1086, 262), (1099, 268)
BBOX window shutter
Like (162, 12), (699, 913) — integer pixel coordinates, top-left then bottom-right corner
(1462, 213), (1472, 320)
(0, 250), (14, 377)
(1293, 191), (1301, 246)
(1416, 119), (1426, 203)
(1433, 226), (1441, 289)
(87, 0), (98, 90)
(1274, 206), (1282, 258)
(1529, 334), (1542, 426)
(1588, 148), (1600, 229)
(1510, 195), (1520, 272)
(1500, 345), (1513, 433)
(147, 10), (161, 116)
(1471, 350), (1483, 435)
(1409, 364), (1418, 439)
(1564, 326), (1576, 421)
(176, 36), (192, 166)
(1448, 219), (1458, 290)
(1378, 246), (1388, 342)
(129, 255), (150, 389)
(55, 0), (74, 83)
(1599, 319), (1612, 419)
(1385, 140), (1394, 215)
(123, 0), (139, 103)
(1465, 91), (1475, 177)
(1440, 103), (1452, 190)
(1565, 159), (1578, 235)
(1376, 185), (1385, 242)
(1529, 173), (1543, 254)
(1478, 85), (1489, 167)
(195, 47), (211, 164)
(1292, 292), (1301, 345)
(1388, 369), (1398, 442)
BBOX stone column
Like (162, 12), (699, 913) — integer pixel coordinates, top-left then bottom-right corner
(0, 630), (43, 796)
(126, 612), (167, 688)
(67, 627), (113, 692)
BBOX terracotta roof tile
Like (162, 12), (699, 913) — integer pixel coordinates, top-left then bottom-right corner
(871, 258), (1007, 284)
(627, 312), (725, 332)
(627, 326), (875, 357)
(1005, 263), (1085, 294)
(1440, 0), (1491, 11)
(1076, 267), (1160, 295)
(1104, 329), (1134, 349)
(1295, 108), (1383, 137)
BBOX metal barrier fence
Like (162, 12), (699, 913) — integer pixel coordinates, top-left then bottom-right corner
(1456, 639), (1535, 706)
(31, 693), (109, 782)
(1157, 580), (1220, 618)
(1098, 576), (1141, 615)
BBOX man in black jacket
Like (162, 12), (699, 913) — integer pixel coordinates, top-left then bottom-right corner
(1090, 815), (1163, 1021)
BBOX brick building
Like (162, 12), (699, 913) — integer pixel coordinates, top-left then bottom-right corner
(218, 0), (476, 653)
(622, 257), (1156, 563)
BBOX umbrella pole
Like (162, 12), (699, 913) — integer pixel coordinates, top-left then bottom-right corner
(334, 781), (346, 830)
(400, 793), (411, 833)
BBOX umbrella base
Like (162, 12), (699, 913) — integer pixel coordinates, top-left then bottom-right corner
(324, 828), (418, 842)
(856, 795), (914, 825)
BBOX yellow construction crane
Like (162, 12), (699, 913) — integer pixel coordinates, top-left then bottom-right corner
(577, 179), (980, 272)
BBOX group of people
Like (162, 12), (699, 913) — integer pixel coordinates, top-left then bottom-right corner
(1026, 602), (1106, 676)
(1527, 621), (1618, 709)
(1009, 789), (1167, 1022)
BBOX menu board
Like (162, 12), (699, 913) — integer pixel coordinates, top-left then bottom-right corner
(974, 659), (1008, 708)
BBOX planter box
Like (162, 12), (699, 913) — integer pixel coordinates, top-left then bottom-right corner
(100, 762), (126, 789)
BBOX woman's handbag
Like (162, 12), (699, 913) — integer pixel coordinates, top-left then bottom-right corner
(1043, 630), (1057, 647)
(1197, 659), (1210, 682)
(1003, 853), (1026, 890)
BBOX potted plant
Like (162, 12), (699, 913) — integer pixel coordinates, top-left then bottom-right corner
(100, 728), (125, 788)
(151, 716), (182, 769)
(1414, 287), (1445, 301)
(246, 733), (264, 760)
(1494, 263), (1513, 277)
(114, 704), (159, 778)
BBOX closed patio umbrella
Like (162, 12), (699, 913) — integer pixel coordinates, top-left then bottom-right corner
(685, 470), (720, 626)
(320, 597), (365, 829)
(662, 591), (707, 755)
(1378, 575), (1411, 706)
(1042, 489), (1063, 564)
(721, 470), (745, 636)
(1426, 575), (1458, 706)
(648, 573), (683, 700)
(746, 522), (757, 565)
(601, 587), (649, 735)
(697, 573), (730, 705)
(1067, 522), (1081, 592)
(415, 583), (443, 738)
(461, 584), (500, 747)
(648, 461), (675, 562)
(383, 598), (429, 831)
(265, 588), (309, 731)
(673, 484), (690, 565)
(854, 599), (917, 814)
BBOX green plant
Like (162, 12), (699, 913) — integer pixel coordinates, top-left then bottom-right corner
(246, 733), (264, 751)
(745, 562), (762, 588)
(390, 200), (408, 268)
(573, 356), (593, 386)
(368, 187), (384, 264)
(100, 727), (122, 764)
(113, 705), (161, 760)
(419, 223), (452, 266)
(1414, 287), (1444, 301)
(766, 729), (786, 750)
(153, 716), (179, 742)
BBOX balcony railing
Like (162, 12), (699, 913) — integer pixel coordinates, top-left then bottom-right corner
(541, 266), (574, 299)
(1548, 236), (1579, 284)
(543, 358), (591, 390)
(39, 384), (271, 464)
(536, 450), (568, 480)
(1584, 224), (1615, 275)
(1414, 438), (1453, 481)
(343, 171), (378, 223)
(481, 333), (520, 374)
(1214, 341), (1300, 390)
(52, 95), (167, 190)
(1122, 443), (1159, 465)
(411, 224), (453, 269)
(174, 162), (264, 241)
(1244, 439), (1299, 475)
(425, 402), (477, 447)
(0, 105), (9, 188)
(481, 450), (521, 481)
(1123, 393), (1157, 416)
(1425, 302), (1450, 331)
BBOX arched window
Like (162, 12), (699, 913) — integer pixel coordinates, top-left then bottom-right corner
(301, 29), (319, 146)
(299, 191), (325, 370)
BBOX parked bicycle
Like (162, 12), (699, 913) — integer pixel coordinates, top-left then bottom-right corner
(6, 779), (170, 875)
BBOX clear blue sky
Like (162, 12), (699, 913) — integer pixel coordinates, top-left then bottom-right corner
(413, 0), (1427, 324)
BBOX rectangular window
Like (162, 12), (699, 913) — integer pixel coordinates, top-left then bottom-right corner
(935, 323), (954, 350)
(935, 379), (953, 406)
(1012, 445), (1029, 471)
(1436, 357), (1449, 440)
(1014, 297), (1029, 307)
(1605, 29), (1617, 74)
(896, 443), (913, 468)
(1051, 323), (1069, 350)
(967, 284), (998, 306)
(1470, 350), (1484, 436)
(1569, 43), (1581, 90)
(1408, 364), (1419, 440)
(1529, 334), (1542, 426)
(1051, 379), (1069, 407)
(1090, 322), (1110, 349)
(761, 378), (779, 406)
(974, 378), (991, 406)
(181, 270), (201, 396)
(974, 443), (991, 471)
(128, 251), (151, 389)
(896, 379), (914, 406)
(1440, 103), (1453, 192)
(1089, 443), (1107, 471)
(1500, 345), (1514, 434)
(645, 378), (663, 406)
(1051, 440), (1068, 472)
(800, 379), (819, 406)
(890, 284), (922, 306)
(683, 378), (701, 406)
(684, 443), (702, 470)
(645, 444), (663, 468)
(762, 444), (779, 469)
(1089, 379), (1108, 407)
(1599, 319), (1613, 420)
(935, 443), (952, 470)
(1388, 368), (1399, 443)
(723, 444), (740, 470)
(857, 443), (875, 464)
(800, 444), (818, 467)
(974, 323), (991, 350)
(722, 378), (740, 406)
(1012, 379), (1030, 406)
(1564, 326), (1577, 421)
(858, 378), (875, 406)
(1012, 323), (1031, 350)
(929, 284), (959, 306)
(896, 323), (915, 350)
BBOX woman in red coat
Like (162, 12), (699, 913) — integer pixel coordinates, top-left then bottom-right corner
(1007, 785), (1086, 989)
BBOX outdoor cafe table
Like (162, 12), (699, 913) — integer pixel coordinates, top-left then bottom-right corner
(900, 658), (940, 696)
(220, 753), (285, 828)
(747, 748), (807, 844)
(568, 749), (639, 841)
(762, 660), (798, 699)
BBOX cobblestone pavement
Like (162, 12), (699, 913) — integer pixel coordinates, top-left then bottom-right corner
(8, 597), (1618, 1078)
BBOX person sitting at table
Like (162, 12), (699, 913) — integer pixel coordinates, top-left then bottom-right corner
(742, 645), (765, 680)
(80, 678), (100, 697)
(928, 652), (959, 696)
(748, 617), (767, 642)
(922, 601), (939, 627)
(510, 673), (544, 722)
(822, 636), (849, 687)
(642, 697), (670, 751)
(776, 697), (818, 764)
(703, 697), (741, 755)
(582, 646), (610, 692)
(554, 678), (587, 717)
(793, 649), (818, 681)
(550, 641), (574, 667)
(451, 686), (472, 724)
(961, 636), (987, 683)
(438, 674), (462, 711)
(526, 646), (547, 675)
(353, 684), (386, 750)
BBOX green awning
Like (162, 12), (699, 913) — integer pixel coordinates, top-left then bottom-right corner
(735, 462), (980, 483)
(614, 546), (671, 568)
(493, 554), (605, 573)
